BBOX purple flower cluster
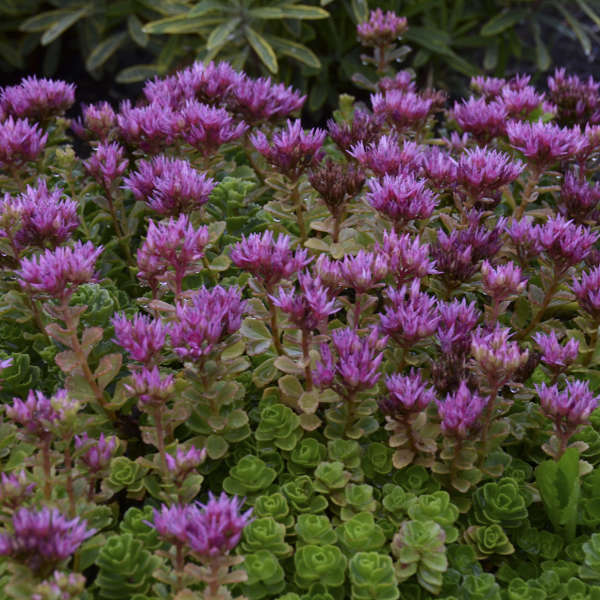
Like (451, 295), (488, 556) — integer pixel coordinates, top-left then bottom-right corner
(452, 96), (507, 141)
(166, 445), (207, 480)
(112, 313), (169, 365)
(313, 327), (387, 393)
(75, 433), (118, 473)
(481, 260), (527, 303)
(230, 231), (311, 289)
(380, 369), (436, 416)
(506, 120), (585, 168)
(559, 171), (600, 222)
(124, 155), (215, 216)
(537, 215), (598, 269)
(471, 325), (529, 387)
(251, 119), (325, 180)
(536, 380), (598, 439)
(436, 381), (488, 439)
(0, 117), (47, 169)
(71, 101), (116, 141)
(357, 8), (407, 46)
(1, 76), (75, 120)
(117, 101), (179, 153)
(350, 135), (423, 177)
(338, 250), (388, 294)
(572, 265), (600, 319)
(84, 142), (128, 189)
(17, 241), (102, 300)
(548, 68), (600, 126)
(534, 330), (579, 373)
(151, 492), (252, 557)
(437, 299), (480, 355)
(171, 286), (245, 360)
(371, 90), (433, 131)
(180, 100), (247, 155)
(136, 216), (209, 294)
(0, 507), (95, 573)
(328, 110), (381, 156)
(270, 272), (338, 331)
(366, 174), (437, 228)
(376, 230), (437, 284)
(456, 147), (523, 202)
(380, 280), (439, 347)
(2, 179), (79, 251)
(127, 366), (175, 409)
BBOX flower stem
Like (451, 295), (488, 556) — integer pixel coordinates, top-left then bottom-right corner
(153, 406), (167, 474)
(514, 168), (542, 220)
(266, 296), (285, 356)
(41, 436), (52, 500)
(301, 328), (313, 391)
(64, 443), (76, 517)
(518, 268), (561, 340)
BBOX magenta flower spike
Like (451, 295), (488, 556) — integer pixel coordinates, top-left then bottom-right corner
(170, 286), (245, 360)
(456, 147), (524, 202)
(533, 330), (579, 372)
(17, 241), (102, 301)
(436, 381), (488, 439)
(380, 369), (436, 416)
(250, 119), (325, 180)
(112, 312), (168, 365)
(1, 76), (75, 120)
(124, 155), (215, 216)
(366, 174), (437, 229)
(74, 433), (117, 473)
(559, 171), (600, 222)
(380, 279), (439, 347)
(437, 299), (480, 354)
(375, 230), (438, 285)
(350, 135), (424, 177)
(117, 100), (179, 153)
(229, 75), (305, 123)
(313, 326), (387, 393)
(84, 142), (129, 190)
(371, 90), (433, 131)
(136, 215), (209, 295)
(357, 8), (407, 46)
(71, 101), (116, 140)
(270, 272), (339, 331)
(452, 96), (507, 141)
(179, 100), (247, 156)
(0, 117), (47, 170)
(537, 214), (598, 270)
(506, 120), (586, 169)
(0, 507), (95, 573)
(4, 179), (79, 250)
(471, 325), (529, 388)
(230, 230), (311, 289)
(339, 250), (388, 294)
(481, 260), (527, 302)
(127, 366), (175, 409)
(572, 265), (600, 319)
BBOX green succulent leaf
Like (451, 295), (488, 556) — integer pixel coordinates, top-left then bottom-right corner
(349, 552), (399, 600)
(294, 544), (347, 589)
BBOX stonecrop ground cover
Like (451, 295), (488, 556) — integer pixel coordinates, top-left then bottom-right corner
(2, 7), (600, 600)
